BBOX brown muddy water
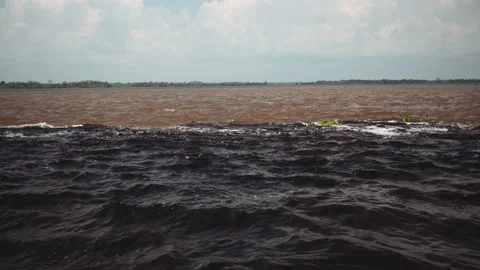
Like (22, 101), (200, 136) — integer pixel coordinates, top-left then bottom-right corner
(1, 84), (479, 127)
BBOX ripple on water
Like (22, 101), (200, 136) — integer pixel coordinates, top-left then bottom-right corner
(0, 121), (479, 269)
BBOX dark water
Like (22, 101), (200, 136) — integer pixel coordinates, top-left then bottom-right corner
(1, 121), (480, 269)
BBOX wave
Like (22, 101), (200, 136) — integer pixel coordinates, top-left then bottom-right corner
(1, 119), (479, 269)
(170, 121), (466, 137)
(0, 120), (470, 140)
(1, 122), (84, 129)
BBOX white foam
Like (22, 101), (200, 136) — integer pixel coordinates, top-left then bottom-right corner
(313, 122), (449, 137)
(40, 130), (76, 137)
(1, 123), (83, 129)
(2, 129), (83, 139)
(452, 123), (475, 130)
(172, 126), (249, 135)
(3, 122), (55, 128)
(349, 125), (402, 136)
(4, 132), (25, 138)
(408, 126), (448, 133)
(216, 128), (248, 134)
(170, 122), (453, 137)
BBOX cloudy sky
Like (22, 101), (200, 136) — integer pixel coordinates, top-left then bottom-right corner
(0, 0), (479, 82)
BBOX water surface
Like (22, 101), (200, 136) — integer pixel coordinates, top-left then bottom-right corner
(1, 85), (479, 270)
(1, 85), (479, 127)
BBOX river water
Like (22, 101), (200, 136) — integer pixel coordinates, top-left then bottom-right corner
(1, 85), (479, 127)
(1, 85), (479, 269)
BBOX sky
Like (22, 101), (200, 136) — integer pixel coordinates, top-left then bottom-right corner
(0, 0), (479, 82)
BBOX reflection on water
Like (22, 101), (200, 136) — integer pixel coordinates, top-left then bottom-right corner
(1, 85), (479, 127)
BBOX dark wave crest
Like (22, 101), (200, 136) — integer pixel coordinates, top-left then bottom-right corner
(1, 122), (480, 269)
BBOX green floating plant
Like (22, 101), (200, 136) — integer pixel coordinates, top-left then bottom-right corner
(397, 114), (411, 122)
(418, 114), (430, 123)
(316, 119), (341, 126)
(396, 113), (431, 123)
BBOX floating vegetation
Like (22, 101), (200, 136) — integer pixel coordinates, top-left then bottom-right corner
(418, 114), (430, 123)
(398, 114), (411, 122)
(396, 113), (432, 123)
(316, 119), (341, 126)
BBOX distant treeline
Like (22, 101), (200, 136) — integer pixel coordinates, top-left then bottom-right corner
(0, 79), (479, 89)
(0, 80), (268, 89)
(298, 79), (480, 85)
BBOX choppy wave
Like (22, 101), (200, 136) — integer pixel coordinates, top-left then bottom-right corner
(2, 122), (84, 129)
(1, 121), (479, 269)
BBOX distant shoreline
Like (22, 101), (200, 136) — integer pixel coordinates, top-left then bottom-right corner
(0, 79), (479, 90)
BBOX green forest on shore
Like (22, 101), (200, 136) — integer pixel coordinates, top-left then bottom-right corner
(1, 79), (479, 89)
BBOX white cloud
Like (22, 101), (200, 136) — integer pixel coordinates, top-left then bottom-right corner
(337, 0), (373, 18)
(78, 8), (102, 38)
(31, 0), (66, 14)
(0, 0), (479, 65)
(378, 20), (402, 40)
